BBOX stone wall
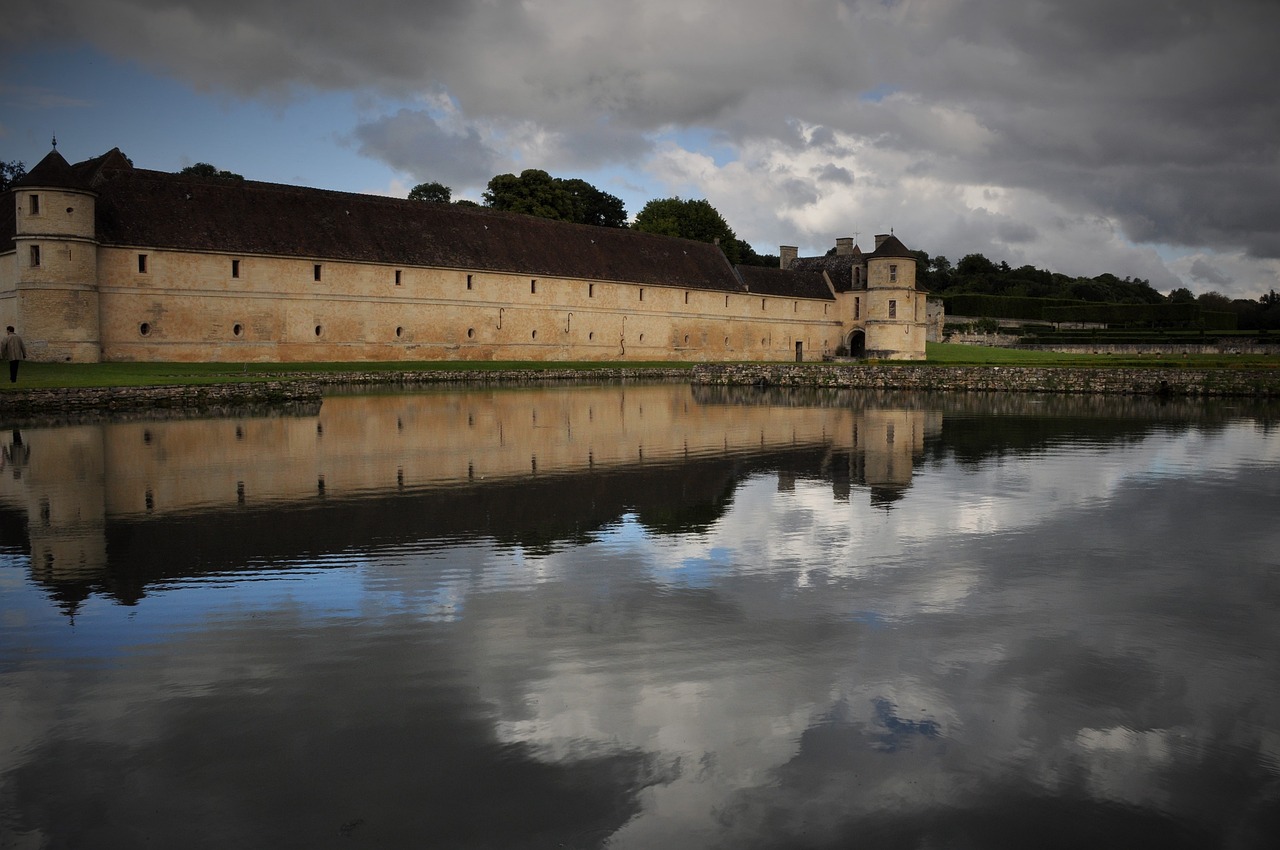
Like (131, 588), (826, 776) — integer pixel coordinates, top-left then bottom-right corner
(692, 363), (1280, 397)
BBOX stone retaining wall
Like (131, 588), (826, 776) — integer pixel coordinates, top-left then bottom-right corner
(692, 364), (1280, 397)
(0, 368), (690, 420)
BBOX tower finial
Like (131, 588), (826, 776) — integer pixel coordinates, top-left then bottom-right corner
(51, 134), (57, 150)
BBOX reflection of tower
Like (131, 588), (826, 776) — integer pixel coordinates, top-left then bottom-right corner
(7, 426), (108, 616)
(850, 408), (940, 507)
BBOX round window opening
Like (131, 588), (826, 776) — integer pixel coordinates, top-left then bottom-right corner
(467, 328), (475, 339)
(639, 333), (645, 342)
(396, 326), (403, 338)
(315, 325), (323, 337)
(139, 322), (151, 337)
(588, 331), (594, 341)
(683, 334), (689, 344)
(531, 329), (538, 340)
(232, 323), (243, 337)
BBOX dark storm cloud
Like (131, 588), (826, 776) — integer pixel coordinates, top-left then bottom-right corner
(9, 0), (1280, 262)
(350, 108), (500, 188)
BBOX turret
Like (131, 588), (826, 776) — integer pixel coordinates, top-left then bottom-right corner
(862, 233), (925, 360)
(12, 147), (102, 362)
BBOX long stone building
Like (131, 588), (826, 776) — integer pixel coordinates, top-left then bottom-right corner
(2, 145), (930, 363)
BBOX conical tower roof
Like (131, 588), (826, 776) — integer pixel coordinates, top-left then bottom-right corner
(15, 148), (92, 191)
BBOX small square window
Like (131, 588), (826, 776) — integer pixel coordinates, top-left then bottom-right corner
(30, 245), (41, 267)
(313, 264), (322, 282)
(138, 254), (148, 273)
(29, 194), (40, 215)
(232, 259), (240, 278)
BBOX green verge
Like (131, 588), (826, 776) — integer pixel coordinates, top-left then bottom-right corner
(922, 342), (1280, 369)
(3, 346), (1277, 391)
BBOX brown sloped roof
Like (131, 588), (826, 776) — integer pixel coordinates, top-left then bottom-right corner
(15, 149), (91, 191)
(735, 265), (833, 300)
(867, 234), (915, 259)
(88, 163), (749, 291)
(789, 254), (861, 292)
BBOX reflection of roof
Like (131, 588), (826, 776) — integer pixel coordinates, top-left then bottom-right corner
(735, 265), (833, 300)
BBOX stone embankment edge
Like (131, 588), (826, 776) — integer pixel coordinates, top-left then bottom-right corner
(691, 364), (1280, 397)
(0, 368), (691, 417)
(3, 364), (1278, 419)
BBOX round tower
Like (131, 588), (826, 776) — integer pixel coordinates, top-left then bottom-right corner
(863, 233), (924, 360)
(12, 147), (102, 362)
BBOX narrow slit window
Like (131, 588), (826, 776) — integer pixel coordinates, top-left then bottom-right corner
(313, 264), (322, 282)
(889, 299), (897, 318)
(29, 194), (40, 215)
(684, 291), (689, 304)
(466, 274), (473, 290)
(855, 297), (861, 319)
(589, 283), (594, 298)
(889, 264), (898, 282)
(29, 245), (40, 267)
(232, 259), (241, 278)
(395, 269), (402, 286)
(531, 279), (537, 294)
(138, 254), (148, 273)
(639, 288), (644, 302)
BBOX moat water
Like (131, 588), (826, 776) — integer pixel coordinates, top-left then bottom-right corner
(2, 384), (1279, 849)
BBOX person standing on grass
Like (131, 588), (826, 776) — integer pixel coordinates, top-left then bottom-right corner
(3, 326), (27, 383)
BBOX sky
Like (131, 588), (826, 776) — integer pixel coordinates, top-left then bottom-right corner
(3, 0), (1278, 300)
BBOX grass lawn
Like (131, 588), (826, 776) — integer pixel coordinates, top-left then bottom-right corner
(922, 342), (1280, 368)
(2, 346), (1275, 391)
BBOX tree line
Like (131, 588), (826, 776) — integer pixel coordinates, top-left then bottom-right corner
(914, 250), (1280, 330)
(409, 171), (778, 267)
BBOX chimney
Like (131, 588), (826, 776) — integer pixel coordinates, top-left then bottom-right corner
(779, 246), (798, 269)
(835, 237), (854, 255)
(874, 234), (891, 250)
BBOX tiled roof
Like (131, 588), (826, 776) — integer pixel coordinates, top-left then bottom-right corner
(867, 234), (915, 259)
(790, 254), (861, 292)
(89, 164), (753, 291)
(14, 149), (91, 191)
(736, 265), (833, 300)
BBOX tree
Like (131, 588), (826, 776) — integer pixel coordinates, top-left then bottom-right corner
(408, 181), (451, 203)
(179, 162), (244, 180)
(1, 160), (26, 192)
(482, 170), (626, 227)
(632, 198), (742, 263)
(1168, 287), (1196, 304)
(558, 178), (626, 228)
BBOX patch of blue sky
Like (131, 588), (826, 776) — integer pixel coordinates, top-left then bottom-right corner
(656, 126), (738, 169)
(2, 46), (399, 196)
(859, 83), (898, 103)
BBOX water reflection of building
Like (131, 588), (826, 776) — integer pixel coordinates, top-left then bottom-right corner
(0, 385), (936, 611)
